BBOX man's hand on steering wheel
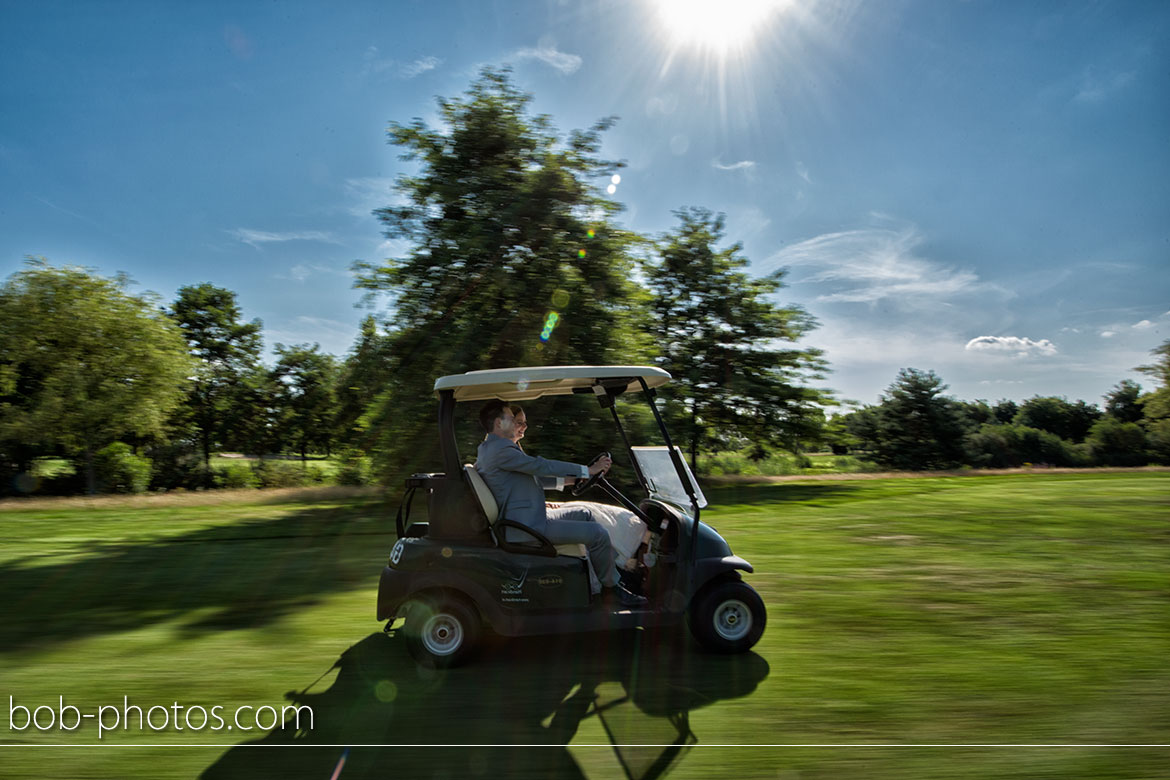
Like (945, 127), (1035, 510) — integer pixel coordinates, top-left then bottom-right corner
(588, 452), (612, 477)
(570, 451), (611, 497)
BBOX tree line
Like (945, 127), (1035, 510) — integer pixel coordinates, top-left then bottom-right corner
(2, 69), (1165, 495)
(828, 365), (1170, 471)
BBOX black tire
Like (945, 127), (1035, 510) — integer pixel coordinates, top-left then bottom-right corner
(687, 580), (766, 654)
(403, 595), (481, 668)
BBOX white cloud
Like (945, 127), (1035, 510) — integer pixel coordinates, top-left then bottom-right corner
(713, 159), (756, 172)
(965, 336), (1058, 357)
(510, 45), (582, 75)
(795, 161), (811, 183)
(763, 225), (986, 305)
(1132, 319), (1155, 331)
(401, 56), (442, 78)
(361, 47), (443, 79)
(1101, 331), (1117, 338)
(230, 229), (340, 249)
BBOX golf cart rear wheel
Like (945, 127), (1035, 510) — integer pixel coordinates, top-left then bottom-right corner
(688, 580), (766, 654)
(404, 596), (480, 668)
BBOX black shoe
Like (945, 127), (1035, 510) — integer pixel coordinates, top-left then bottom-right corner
(604, 583), (648, 608)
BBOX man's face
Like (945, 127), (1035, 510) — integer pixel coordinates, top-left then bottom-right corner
(495, 408), (516, 437)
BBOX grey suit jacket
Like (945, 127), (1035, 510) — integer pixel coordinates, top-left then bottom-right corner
(475, 433), (587, 536)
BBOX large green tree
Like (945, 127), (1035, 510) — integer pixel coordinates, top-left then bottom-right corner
(0, 260), (194, 493)
(169, 283), (263, 465)
(645, 207), (829, 470)
(354, 69), (650, 479)
(271, 343), (339, 462)
(870, 368), (968, 470)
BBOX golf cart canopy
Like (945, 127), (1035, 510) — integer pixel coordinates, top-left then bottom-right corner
(434, 365), (671, 402)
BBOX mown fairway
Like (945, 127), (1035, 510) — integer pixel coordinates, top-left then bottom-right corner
(1, 473), (1167, 778)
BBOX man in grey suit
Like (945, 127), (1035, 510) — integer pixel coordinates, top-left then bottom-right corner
(475, 400), (647, 608)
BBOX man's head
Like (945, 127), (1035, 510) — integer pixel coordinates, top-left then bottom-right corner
(479, 399), (515, 437)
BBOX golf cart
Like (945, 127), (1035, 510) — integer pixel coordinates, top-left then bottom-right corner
(377, 366), (766, 667)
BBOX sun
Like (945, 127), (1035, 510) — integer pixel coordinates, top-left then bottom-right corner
(655, 0), (787, 54)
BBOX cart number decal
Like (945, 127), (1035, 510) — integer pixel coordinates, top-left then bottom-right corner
(391, 540), (405, 565)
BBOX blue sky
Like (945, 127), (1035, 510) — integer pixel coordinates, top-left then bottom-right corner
(2, 0), (1167, 407)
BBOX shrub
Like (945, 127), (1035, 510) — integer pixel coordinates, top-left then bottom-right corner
(253, 459), (325, 488)
(1086, 419), (1148, 466)
(213, 462), (260, 489)
(1145, 419), (1170, 465)
(335, 451), (374, 486)
(93, 442), (152, 494)
(147, 442), (214, 491)
(965, 424), (1090, 468)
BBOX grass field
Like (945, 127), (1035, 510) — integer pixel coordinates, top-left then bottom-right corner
(0, 472), (1167, 778)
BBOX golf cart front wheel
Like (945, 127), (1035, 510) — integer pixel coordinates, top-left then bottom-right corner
(404, 596), (480, 668)
(688, 580), (766, 654)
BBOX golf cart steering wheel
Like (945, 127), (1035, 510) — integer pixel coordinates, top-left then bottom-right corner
(569, 451), (610, 497)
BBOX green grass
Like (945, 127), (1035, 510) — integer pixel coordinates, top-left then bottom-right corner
(0, 473), (1167, 778)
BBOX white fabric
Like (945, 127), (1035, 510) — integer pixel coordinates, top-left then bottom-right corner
(556, 501), (647, 567)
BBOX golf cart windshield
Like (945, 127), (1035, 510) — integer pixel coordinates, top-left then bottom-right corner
(631, 447), (708, 510)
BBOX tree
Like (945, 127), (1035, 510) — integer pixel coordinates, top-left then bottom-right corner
(271, 344), (339, 462)
(169, 283), (263, 465)
(1103, 380), (1144, 423)
(0, 259), (194, 493)
(354, 68), (650, 480)
(1137, 339), (1170, 463)
(1085, 418), (1147, 466)
(1013, 396), (1101, 443)
(334, 315), (393, 451)
(870, 369), (967, 470)
(991, 399), (1019, 424)
(644, 207), (829, 470)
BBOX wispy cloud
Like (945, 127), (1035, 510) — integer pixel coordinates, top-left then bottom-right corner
(361, 47), (443, 79)
(345, 177), (403, 219)
(763, 225), (986, 305)
(965, 336), (1058, 357)
(795, 161), (811, 183)
(510, 45), (582, 75)
(230, 229), (341, 249)
(713, 159), (756, 172)
(266, 316), (358, 355)
(1073, 67), (1135, 104)
(276, 262), (352, 283)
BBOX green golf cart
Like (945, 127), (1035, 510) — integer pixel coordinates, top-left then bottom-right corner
(376, 365), (766, 667)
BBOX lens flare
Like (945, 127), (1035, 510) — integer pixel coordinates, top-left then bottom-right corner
(540, 311), (561, 342)
(578, 249), (586, 259)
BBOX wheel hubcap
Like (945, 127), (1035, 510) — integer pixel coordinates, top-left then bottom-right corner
(713, 599), (752, 641)
(421, 613), (463, 656)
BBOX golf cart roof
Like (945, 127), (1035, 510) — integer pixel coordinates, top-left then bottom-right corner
(434, 365), (671, 402)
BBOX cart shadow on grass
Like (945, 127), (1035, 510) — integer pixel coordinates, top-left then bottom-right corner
(200, 628), (770, 780)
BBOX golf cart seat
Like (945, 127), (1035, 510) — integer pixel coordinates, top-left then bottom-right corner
(463, 464), (587, 558)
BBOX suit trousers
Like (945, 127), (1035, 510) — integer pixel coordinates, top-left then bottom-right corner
(544, 505), (620, 589)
